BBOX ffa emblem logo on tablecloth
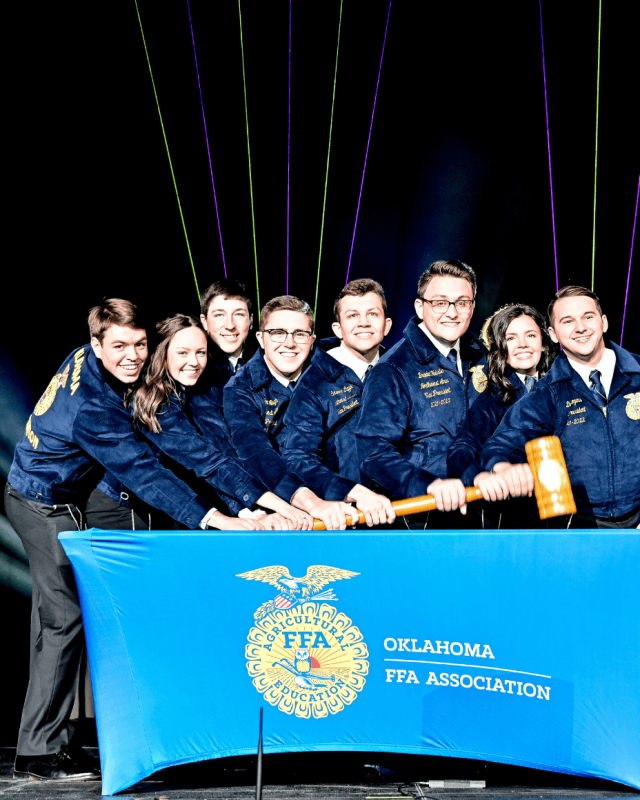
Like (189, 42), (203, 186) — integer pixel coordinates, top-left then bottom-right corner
(33, 364), (70, 416)
(624, 393), (640, 420)
(237, 565), (368, 718)
(469, 365), (487, 393)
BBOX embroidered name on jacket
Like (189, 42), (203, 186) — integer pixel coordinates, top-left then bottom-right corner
(331, 385), (354, 396)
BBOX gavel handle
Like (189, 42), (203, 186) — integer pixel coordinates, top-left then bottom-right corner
(312, 486), (483, 530)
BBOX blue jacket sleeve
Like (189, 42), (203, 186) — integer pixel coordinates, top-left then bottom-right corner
(281, 389), (356, 501)
(72, 396), (210, 529)
(480, 386), (556, 471)
(223, 383), (305, 502)
(355, 363), (437, 499)
(140, 397), (266, 509)
(447, 393), (509, 486)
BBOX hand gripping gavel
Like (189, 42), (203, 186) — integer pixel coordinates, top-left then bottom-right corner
(311, 436), (576, 530)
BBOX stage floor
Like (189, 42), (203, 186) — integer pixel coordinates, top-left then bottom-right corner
(1, 750), (638, 799)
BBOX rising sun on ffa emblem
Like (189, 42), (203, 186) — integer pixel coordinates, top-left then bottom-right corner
(237, 565), (369, 718)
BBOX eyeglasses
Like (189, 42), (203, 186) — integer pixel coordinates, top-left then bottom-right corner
(421, 298), (474, 313)
(263, 329), (313, 344)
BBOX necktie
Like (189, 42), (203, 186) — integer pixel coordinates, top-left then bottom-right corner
(524, 376), (536, 392)
(589, 369), (607, 408)
(233, 357), (245, 374)
(363, 364), (373, 381)
(446, 349), (458, 368)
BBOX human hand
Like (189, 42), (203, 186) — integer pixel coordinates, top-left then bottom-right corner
(307, 499), (355, 531)
(473, 471), (510, 502)
(206, 511), (264, 531)
(345, 484), (396, 526)
(426, 478), (468, 514)
(255, 492), (313, 530)
(492, 462), (534, 497)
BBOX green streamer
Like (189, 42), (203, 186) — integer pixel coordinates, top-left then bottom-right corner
(134, 0), (199, 299)
(314, 0), (343, 317)
(238, 0), (260, 318)
(591, 0), (602, 290)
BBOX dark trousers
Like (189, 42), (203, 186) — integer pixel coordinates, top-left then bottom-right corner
(549, 507), (639, 529)
(4, 484), (151, 756)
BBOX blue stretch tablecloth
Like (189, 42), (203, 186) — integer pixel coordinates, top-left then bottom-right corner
(59, 529), (640, 795)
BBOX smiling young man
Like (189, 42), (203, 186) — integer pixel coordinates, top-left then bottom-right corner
(355, 260), (488, 528)
(200, 279), (255, 387)
(224, 295), (357, 530)
(481, 286), (640, 528)
(4, 299), (225, 781)
(281, 279), (395, 527)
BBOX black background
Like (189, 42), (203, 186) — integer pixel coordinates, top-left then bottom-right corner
(1, 0), (637, 743)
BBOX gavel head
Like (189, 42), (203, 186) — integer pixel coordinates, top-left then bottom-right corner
(525, 436), (577, 520)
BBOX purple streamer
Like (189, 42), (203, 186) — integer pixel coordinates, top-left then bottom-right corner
(345, 0), (392, 284)
(286, 0), (291, 293)
(187, 0), (227, 277)
(620, 174), (639, 346)
(539, 0), (559, 292)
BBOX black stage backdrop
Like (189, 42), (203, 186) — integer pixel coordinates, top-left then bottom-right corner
(1, 0), (637, 743)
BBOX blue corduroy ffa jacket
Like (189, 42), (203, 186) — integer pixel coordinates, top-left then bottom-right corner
(355, 317), (488, 499)
(481, 344), (640, 518)
(447, 369), (529, 487)
(223, 349), (306, 502)
(8, 346), (210, 528)
(281, 337), (378, 501)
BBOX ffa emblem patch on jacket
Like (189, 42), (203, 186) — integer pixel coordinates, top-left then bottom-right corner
(624, 393), (640, 420)
(469, 365), (487, 393)
(34, 364), (70, 416)
(237, 564), (368, 718)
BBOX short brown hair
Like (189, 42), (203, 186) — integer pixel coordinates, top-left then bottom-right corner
(88, 298), (145, 343)
(333, 278), (388, 322)
(548, 285), (603, 325)
(417, 260), (477, 299)
(259, 295), (315, 333)
(200, 279), (253, 317)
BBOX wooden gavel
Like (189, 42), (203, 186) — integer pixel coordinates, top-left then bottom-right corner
(311, 435), (576, 530)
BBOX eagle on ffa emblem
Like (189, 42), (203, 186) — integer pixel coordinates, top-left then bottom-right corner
(238, 564), (369, 718)
(237, 564), (358, 619)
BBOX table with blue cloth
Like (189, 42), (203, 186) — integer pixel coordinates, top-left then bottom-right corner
(59, 528), (640, 796)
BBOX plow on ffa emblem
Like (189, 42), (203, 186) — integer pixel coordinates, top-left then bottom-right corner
(237, 565), (369, 718)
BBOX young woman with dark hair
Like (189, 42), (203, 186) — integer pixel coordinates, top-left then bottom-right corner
(447, 303), (558, 528)
(132, 314), (313, 531)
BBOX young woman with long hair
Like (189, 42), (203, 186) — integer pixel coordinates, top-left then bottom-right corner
(447, 303), (558, 527)
(132, 315), (313, 530)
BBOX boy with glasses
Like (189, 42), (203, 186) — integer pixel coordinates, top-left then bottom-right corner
(355, 260), (488, 528)
(224, 296), (356, 530)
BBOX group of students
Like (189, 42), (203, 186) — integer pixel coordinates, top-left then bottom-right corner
(5, 258), (639, 780)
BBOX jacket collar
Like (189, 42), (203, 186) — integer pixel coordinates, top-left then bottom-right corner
(89, 348), (131, 401)
(312, 338), (349, 382)
(245, 348), (273, 391)
(312, 337), (386, 383)
(402, 316), (485, 367)
(547, 343), (640, 386)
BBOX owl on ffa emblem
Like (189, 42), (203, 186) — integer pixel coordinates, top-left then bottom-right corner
(237, 565), (369, 718)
